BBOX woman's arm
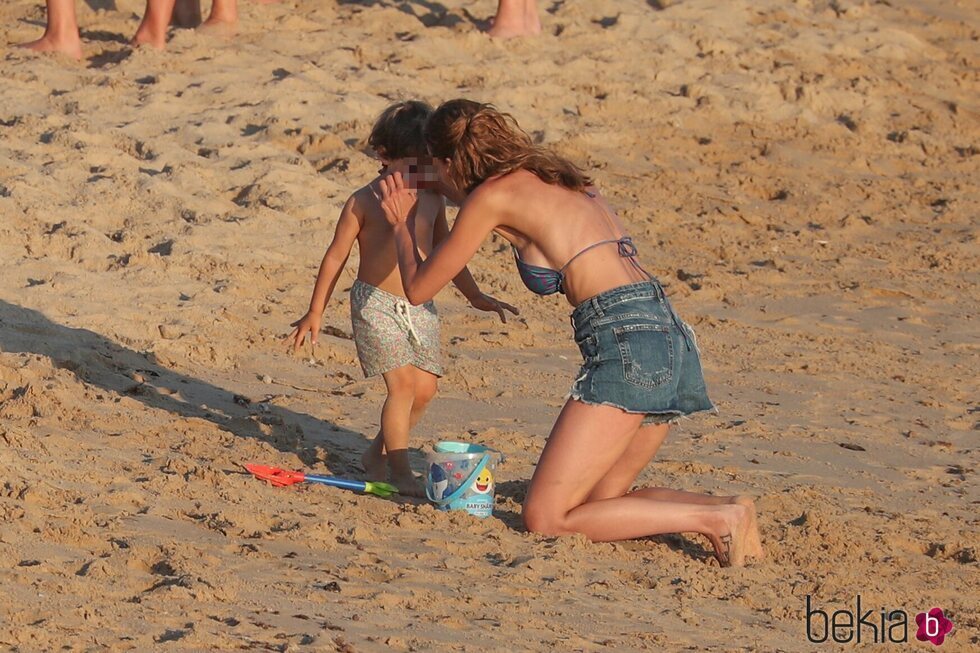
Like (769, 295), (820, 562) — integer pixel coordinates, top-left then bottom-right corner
(433, 201), (520, 322)
(381, 172), (497, 306)
(433, 201), (481, 301)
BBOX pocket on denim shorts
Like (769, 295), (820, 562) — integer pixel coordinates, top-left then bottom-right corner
(613, 323), (673, 389)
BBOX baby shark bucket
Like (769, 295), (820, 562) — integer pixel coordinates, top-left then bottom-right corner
(425, 441), (502, 518)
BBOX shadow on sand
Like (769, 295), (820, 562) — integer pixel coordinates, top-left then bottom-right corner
(0, 299), (426, 503)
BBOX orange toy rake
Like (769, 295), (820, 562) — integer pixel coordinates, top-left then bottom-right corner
(244, 463), (399, 498)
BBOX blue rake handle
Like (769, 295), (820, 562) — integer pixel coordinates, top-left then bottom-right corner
(304, 474), (399, 498)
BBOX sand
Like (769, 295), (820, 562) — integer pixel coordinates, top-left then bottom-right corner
(1, 0), (977, 650)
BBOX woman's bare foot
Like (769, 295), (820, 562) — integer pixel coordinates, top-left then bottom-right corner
(18, 33), (83, 60)
(390, 471), (426, 498)
(731, 496), (765, 561)
(709, 504), (751, 567)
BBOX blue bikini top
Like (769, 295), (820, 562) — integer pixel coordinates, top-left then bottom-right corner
(513, 237), (639, 296)
(512, 190), (646, 296)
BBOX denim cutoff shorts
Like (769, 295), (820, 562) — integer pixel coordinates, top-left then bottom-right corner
(568, 280), (715, 424)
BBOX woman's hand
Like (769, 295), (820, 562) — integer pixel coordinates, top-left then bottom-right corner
(379, 171), (418, 227)
(288, 310), (322, 353)
(468, 292), (520, 324)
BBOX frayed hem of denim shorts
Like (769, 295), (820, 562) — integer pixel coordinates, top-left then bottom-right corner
(565, 391), (718, 426)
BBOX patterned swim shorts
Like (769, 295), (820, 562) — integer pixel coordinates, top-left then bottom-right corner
(349, 279), (443, 378)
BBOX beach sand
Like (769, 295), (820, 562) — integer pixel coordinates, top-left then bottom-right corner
(1, 0), (977, 649)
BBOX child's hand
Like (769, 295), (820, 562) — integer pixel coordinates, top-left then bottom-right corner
(468, 293), (519, 323)
(288, 311), (322, 354)
(379, 171), (418, 227)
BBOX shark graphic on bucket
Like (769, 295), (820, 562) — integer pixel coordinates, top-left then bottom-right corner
(425, 441), (502, 518)
(428, 463), (450, 501)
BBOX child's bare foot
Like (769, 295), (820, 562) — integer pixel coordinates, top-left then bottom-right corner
(709, 504), (751, 567)
(361, 447), (387, 482)
(390, 471), (426, 498)
(18, 33), (83, 61)
(731, 496), (765, 561)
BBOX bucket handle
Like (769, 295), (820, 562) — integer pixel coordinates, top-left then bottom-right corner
(427, 453), (491, 506)
(433, 442), (506, 465)
(485, 447), (505, 464)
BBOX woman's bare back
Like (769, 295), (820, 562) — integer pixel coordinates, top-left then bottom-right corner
(479, 170), (650, 305)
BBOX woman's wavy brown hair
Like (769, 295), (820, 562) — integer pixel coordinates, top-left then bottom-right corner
(424, 99), (592, 194)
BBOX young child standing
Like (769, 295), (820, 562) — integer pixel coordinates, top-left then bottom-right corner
(289, 101), (517, 496)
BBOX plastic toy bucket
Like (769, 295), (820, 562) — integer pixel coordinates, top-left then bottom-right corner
(425, 441), (502, 518)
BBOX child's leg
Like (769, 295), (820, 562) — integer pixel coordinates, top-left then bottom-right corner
(132, 0), (177, 49)
(360, 369), (437, 482)
(409, 367), (438, 425)
(377, 365), (426, 496)
(17, 0), (83, 60)
(361, 431), (387, 481)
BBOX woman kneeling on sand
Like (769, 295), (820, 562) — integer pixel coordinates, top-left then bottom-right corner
(379, 99), (764, 566)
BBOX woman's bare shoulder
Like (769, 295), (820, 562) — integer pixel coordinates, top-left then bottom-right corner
(471, 169), (543, 204)
(461, 178), (506, 212)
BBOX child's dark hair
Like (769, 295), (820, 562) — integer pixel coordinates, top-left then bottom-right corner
(368, 100), (433, 161)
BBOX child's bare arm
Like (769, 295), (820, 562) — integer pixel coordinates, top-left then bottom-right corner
(433, 201), (519, 324)
(288, 195), (362, 352)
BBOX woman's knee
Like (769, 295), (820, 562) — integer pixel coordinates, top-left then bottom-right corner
(586, 481), (630, 502)
(521, 497), (568, 536)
